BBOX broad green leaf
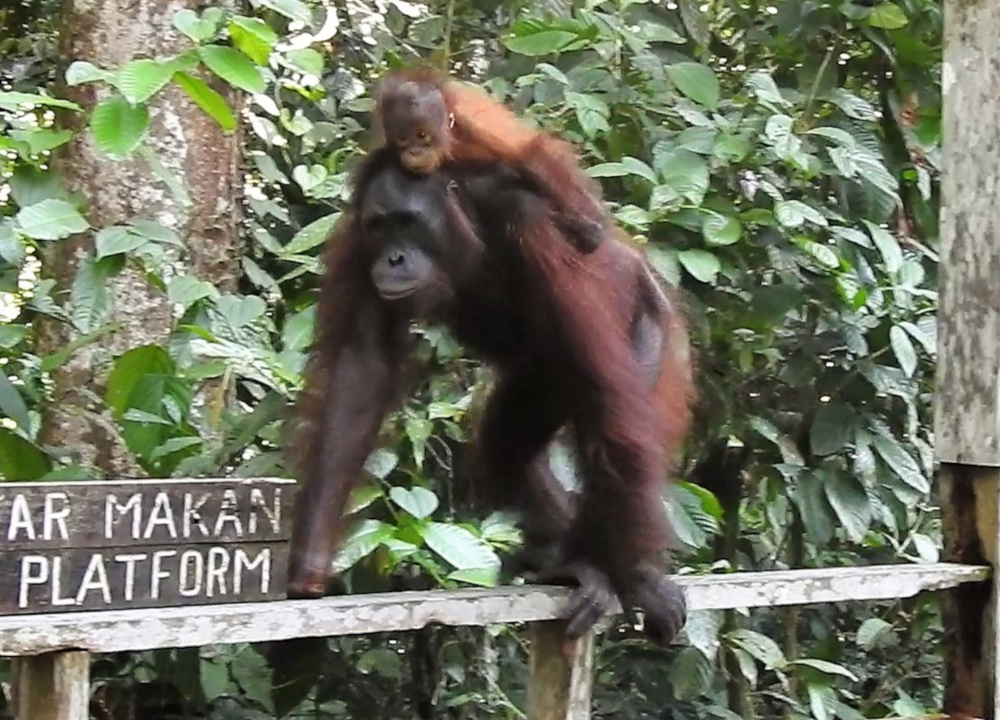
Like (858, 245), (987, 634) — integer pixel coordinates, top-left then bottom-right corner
(713, 134), (751, 162)
(215, 294), (266, 328)
(658, 148), (709, 204)
(831, 226), (871, 248)
(775, 200), (827, 228)
(810, 404), (856, 456)
(806, 126), (856, 147)
(867, 2), (909, 28)
(794, 470), (835, 543)
(900, 320), (935, 355)
(677, 249), (720, 283)
(91, 95), (149, 157)
(16, 199), (89, 240)
(797, 238), (839, 269)
(567, 92), (610, 138)
(588, 162), (629, 178)
(620, 156), (657, 184)
(910, 532), (940, 562)
(65, 61), (112, 85)
(8, 128), (72, 155)
(871, 427), (929, 493)
(857, 618), (893, 650)
(105, 345), (175, 417)
(863, 220), (903, 273)
(726, 629), (785, 669)
(666, 62), (719, 110)
(790, 658), (859, 681)
(116, 59), (176, 104)
(293, 164), (328, 193)
(447, 567), (500, 587)
(808, 684), (837, 720)
(229, 18), (277, 65)
(418, 522), (501, 571)
(640, 21), (685, 43)
(0, 373), (30, 433)
(504, 28), (579, 56)
(167, 276), (219, 307)
(406, 417), (433, 468)
(668, 647), (714, 700)
(745, 70), (788, 108)
(198, 45), (266, 94)
(388, 486), (439, 520)
(284, 49), (324, 77)
(0, 326), (28, 349)
(890, 325), (918, 377)
(345, 483), (383, 514)
(173, 8), (219, 42)
(701, 212), (741, 246)
(250, 0), (313, 24)
(0, 91), (81, 112)
(0, 429), (50, 481)
(175, 72), (236, 131)
(732, 647), (758, 685)
(95, 226), (150, 259)
(332, 519), (394, 572)
(283, 212), (339, 256)
(823, 472), (872, 542)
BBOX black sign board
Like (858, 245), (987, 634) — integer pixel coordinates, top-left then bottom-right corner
(0, 477), (297, 614)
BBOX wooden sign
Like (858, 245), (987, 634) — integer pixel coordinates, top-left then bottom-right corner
(0, 477), (297, 615)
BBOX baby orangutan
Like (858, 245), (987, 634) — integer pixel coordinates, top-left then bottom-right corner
(373, 66), (608, 254)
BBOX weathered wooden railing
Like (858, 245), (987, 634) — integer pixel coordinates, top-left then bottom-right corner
(3, 563), (990, 719)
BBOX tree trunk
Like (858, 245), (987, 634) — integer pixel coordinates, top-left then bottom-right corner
(36, 0), (242, 473)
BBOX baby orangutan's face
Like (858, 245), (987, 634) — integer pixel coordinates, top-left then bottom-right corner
(379, 82), (451, 175)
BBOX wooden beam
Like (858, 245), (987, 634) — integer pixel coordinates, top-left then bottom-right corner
(0, 563), (985, 657)
(937, 0), (1000, 714)
(13, 651), (90, 720)
(527, 622), (595, 720)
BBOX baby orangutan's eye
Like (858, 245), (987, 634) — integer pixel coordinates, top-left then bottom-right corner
(416, 130), (429, 141)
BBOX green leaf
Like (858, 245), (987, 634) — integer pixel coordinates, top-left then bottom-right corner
(95, 226), (150, 259)
(229, 17), (277, 65)
(406, 417), (433, 468)
(775, 200), (827, 228)
(867, 2), (909, 28)
(175, 72), (236, 131)
(447, 567), (500, 587)
(116, 59), (176, 104)
(889, 325), (918, 377)
(808, 684), (837, 720)
(282, 213), (339, 256)
(588, 162), (629, 178)
(701, 212), (741, 246)
(713, 134), (751, 162)
(871, 427), (929, 493)
(666, 62), (719, 110)
(504, 26), (579, 56)
(823, 472), (872, 542)
(105, 345), (175, 417)
(9, 128), (73, 155)
(910, 532), (940, 562)
(345, 483), (383, 514)
(0, 373), (30, 433)
(388, 486), (439, 520)
(284, 49), (324, 77)
(167, 276), (219, 308)
(810, 404), (856, 456)
(90, 95), (149, 157)
(250, 0), (313, 24)
(0, 428), (50, 481)
(745, 70), (788, 108)
(726, 629), (786, 669)
(65, 61), (112, 85)
(16, 199), (89, 240)
(857, 618), (893, 650)
(566, 92), (610, 138)
(0, 91), (81, 112)
(198, 45), (266, 94)
(418, 522), (501, 571)
(668, 647), (714, 700)
(173, 8), (220, 42)
(862, 220), (903, 273)
(658, 148), (709, 204)
(332, 519), (395, 572)
(797, 238), (839, 269)
(620, 156), (657, 184)
(677, 249), (720, 283)
(790, 658), (859, 681)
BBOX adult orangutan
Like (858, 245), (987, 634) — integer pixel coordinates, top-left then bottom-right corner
(285, 148), (695, 644)
(371, 66), (608, 254)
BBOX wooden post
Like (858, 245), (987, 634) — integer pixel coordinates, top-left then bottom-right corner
(526, 621), (595, 720)
(13, 651), (90, 720)
(937, 0), (1000, 716)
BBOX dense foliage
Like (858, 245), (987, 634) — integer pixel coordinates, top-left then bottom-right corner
(0, 0), (942, 717)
